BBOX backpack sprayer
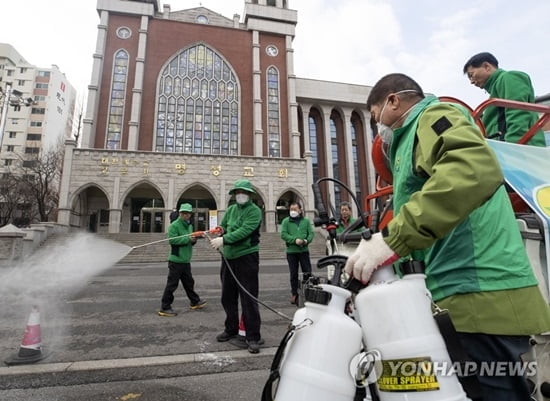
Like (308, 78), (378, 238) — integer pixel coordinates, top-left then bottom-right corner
(261, 177), (474, 401)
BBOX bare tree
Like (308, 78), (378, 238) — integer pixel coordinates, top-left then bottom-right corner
(73, 92), (85, 146)
(3, 140), (65, 225)
(0, 173), (26, 226)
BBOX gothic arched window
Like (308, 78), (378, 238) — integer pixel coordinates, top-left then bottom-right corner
(106, 50), (129, 149)
(155, 44), (239, 155)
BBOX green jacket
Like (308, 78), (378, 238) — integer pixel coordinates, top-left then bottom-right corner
(336, 216), (362, 233)
(384, 96), (550, 335)
(167, 218), (194, 263)
(220, 200), (262, 260)
(482, 68), (545, 146)
(280, 216), (314, 254)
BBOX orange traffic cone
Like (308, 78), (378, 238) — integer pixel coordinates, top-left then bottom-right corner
(229, 314), (248, 349)
(228, 314), (264, 349)
(4, 305), (47, 366)
(238, 314), (246, 338)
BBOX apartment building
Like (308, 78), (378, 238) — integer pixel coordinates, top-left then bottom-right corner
(0, 43), (77, 225)
(0, 43), (77, 173)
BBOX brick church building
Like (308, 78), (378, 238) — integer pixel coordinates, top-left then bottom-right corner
(57, 0), (376, 234)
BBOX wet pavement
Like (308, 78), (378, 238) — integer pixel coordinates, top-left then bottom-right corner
(0, 259), (310, 392)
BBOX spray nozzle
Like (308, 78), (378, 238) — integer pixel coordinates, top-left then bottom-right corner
(342, 277), (366, 294)
(303, 286), (332, 305)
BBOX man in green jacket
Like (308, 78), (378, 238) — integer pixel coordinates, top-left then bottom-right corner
(209, 179), (263, 354)
(336, 201), (362, 234)
(158, 203), (206, 317)
(344, 73), (550, 400)
(463, 52), (545, 146)
(280, 201), (314, 305)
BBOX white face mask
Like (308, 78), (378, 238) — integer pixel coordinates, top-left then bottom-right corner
(376, 89), (418, 159)
(289, 211), (300, 218)
(235, 193), (249, 205)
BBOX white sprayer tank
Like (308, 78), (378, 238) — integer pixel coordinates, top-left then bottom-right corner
(355, 266), (470, 401)
(275, 284), (363, 401)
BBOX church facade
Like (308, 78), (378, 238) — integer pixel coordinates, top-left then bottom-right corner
(57, 0), (375, 234)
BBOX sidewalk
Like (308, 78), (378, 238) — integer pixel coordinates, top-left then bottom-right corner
(0, 348), (277, 390)
(0, 259), (306, 390)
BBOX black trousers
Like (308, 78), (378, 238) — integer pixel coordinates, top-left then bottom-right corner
(220, 252), (261, 342)
(458, 332), (531, 401)
(161, 261), (200, 309)
(286, 251), (312, 296)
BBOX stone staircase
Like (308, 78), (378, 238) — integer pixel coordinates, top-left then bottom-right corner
(90, 231), (329, 263)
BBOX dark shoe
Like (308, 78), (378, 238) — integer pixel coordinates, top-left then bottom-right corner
(289, 294), (298, 305)
(158, 308), (177, 317)
(247, 340), (261, 354)
(229, 336), (265, 349)
(190, 300), (207, 310)
(216, 331), (237, 342)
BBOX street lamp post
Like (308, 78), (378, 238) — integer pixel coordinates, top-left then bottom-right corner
(0, 82), (35, 151)
(0, 82), (11, 149)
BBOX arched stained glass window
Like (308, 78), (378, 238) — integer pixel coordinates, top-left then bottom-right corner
(156, 44), (239, 154)
(106, 50), (129, 149)
(267, 67), (280, 157)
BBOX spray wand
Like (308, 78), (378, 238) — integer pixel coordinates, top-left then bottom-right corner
(130, 227), (223, 250)
(130, 227), (293, 321)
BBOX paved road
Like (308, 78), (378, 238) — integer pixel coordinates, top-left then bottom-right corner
(1, 260), (299, 363)
(0, 257), (322, 393)
(0, 369), (270, 401)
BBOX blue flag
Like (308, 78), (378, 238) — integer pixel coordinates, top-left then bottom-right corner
(487, 139), (550, 301)
(487, 139), (550, 218)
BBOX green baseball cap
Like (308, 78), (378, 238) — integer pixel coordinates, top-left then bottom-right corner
(179, 203), (193, 213)
(228, 179), (256, 194)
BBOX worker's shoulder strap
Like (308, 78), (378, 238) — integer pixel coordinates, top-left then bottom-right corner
(434, 308), (484, 401)
(496, 107), (507, 140)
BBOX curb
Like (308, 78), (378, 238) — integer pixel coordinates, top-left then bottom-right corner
(0, 348), (276, 390)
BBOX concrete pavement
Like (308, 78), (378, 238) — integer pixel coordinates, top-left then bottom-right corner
(0, 369), (272, 401)
(0, 259), (315, 390)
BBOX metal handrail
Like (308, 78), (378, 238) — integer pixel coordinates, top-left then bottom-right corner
(472, 98), (550, 144)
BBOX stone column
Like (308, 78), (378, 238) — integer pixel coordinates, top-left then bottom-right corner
(57, 139), (76, 226)
(127, 15), (149, 150)
(252, 31), (264, 156)
(286, 35), (300, 158)
(265, 181), (276, 233)
(166, 178), (176, 232)
(108, 209), (122, 234)
(300, 103), (315, 212)
(322, 106), (335, 205)
(342, 108), (357, 196)
(108, 177), (121, 233)
(82, 9), (109, 148)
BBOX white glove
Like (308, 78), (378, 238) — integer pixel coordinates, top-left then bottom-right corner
(295, 238), (304, 246)
(344, 232), (399, 283)
(210, 237), (224, 250)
